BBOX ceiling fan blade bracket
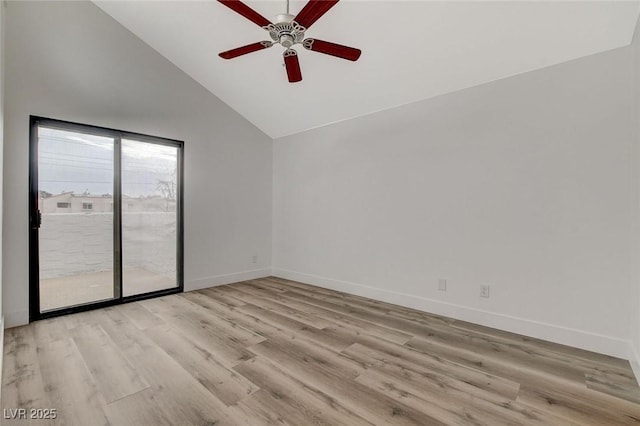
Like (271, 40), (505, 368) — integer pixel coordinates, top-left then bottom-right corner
(292, 21), (307, 33)
(283, 49), (297, 58)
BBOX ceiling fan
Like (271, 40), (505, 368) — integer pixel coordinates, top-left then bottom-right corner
(217, 0), (361, 83)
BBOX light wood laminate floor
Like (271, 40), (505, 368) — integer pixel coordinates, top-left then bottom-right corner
(3, 277), (640, 425)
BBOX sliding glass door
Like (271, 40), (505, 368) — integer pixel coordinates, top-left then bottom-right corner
(121, 139), (179, 296)
(36, 127), (117, 312)
(30, 117), (183, 320)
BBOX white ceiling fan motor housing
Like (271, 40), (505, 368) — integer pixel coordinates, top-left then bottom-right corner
(266, 13), (306, 48)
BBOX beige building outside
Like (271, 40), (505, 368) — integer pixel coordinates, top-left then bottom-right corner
(41, 191), (176, 213)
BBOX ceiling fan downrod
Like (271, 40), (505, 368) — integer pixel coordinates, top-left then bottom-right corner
(269, 0), (304, 49)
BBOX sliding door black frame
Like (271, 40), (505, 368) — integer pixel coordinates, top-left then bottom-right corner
(29, 116), (184, 322)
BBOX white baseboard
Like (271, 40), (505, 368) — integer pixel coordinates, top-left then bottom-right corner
(272, 268), (631, 359)
(185, 268), (271, 292)
(4, 310), (28, 328)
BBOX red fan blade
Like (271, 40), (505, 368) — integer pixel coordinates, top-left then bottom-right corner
(302, 39), (361, 61)
(218, 0), (271, 27)
(283, 49), (302, 83)
(294, 0), (339, 30)
(219, 41), (272, 59)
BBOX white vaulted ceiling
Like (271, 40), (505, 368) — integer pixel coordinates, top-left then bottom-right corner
(94, 1), (640, 138)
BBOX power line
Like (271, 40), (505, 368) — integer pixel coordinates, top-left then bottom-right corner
(40, 180), (162, 184)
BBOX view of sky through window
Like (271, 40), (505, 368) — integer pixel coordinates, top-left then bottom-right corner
(39, 127), (177, 198)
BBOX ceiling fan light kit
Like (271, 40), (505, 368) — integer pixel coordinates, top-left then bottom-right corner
(218, 0), (361, 83)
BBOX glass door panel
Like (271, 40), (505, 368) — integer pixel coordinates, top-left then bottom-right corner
(121, 139), (179, 296)
(37, 127), (116, 312)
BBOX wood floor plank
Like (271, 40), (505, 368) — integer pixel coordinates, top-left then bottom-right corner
(1, 327), (54, 426)
(183, 290), (355, 353)
(180, 289), (273, 337)
(248, 336), (366, 380)
(356, 367), (574, 426)
(70, 322), (150, 403)
(31, 317), (72, 344)
(139, 296), (258, 367)
(185, 289), (357, 353)
(102, 388), (170, 426)
(517, 384), (640, 425)
(264, 285), (397, 327)
(97, 307), (252, 425)
(238, 279), (289, 293)
(408, 324), (587, 384)
(584, 368), (640, 404)
(34, 337), (110, 426)
(263, 277), (454, 326)
(235, 352), (444, 426)
(168, 294), (266, 346)
(228, 286), (333, 330)
(236, 281), (414, 345)
(342, 342), (521, 402)
(405, 335), (586, 389)
(114, 302), (165, 331)
(233, 356), (374, 426)
(201, 286), (250, 306)
(231, 389), (297, 425)
(144, 322), (260, 406)
(451, 319), (631, 371)
(345, 342), (571, 425)
(236, 303), (356, 352)
(230, 283), (336, 329)
(451, 319), (634, 382)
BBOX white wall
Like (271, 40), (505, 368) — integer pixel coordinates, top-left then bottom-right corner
(273, 45), (636, 358)
(631, 14), (640, 376)
(0, 0), (6, 403)
(3, 1), (272, 327)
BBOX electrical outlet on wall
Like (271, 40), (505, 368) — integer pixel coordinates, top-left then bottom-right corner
(438, 279), (447, 291)
(251, 255), (258, 264)
(480, 285), (490, 298)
